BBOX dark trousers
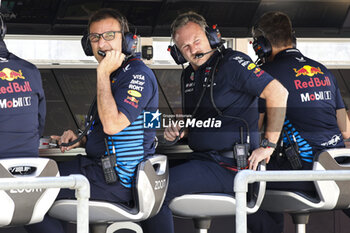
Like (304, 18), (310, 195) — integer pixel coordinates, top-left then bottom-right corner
(267, 154), (315, 193)
(25, 155), (132, 233)
(141, 152), (282, 233)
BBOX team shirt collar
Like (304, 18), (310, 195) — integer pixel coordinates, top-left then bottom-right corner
(274, 48), (302, 60)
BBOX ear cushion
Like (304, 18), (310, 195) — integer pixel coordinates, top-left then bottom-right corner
(81, 34), (93, 56)
(252, 36), (272, 59)
(206, 26), (221, 48)
(122, 32), (138, 55)
(168, 45), (187, 65)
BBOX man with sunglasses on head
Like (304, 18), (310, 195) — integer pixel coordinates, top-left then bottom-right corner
(25, 8), (158, 233)
(142, 11), (288, 233)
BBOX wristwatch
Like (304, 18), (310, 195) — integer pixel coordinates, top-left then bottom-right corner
(260, 138), (277, 149)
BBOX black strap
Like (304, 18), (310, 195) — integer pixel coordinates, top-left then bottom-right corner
(60, 58), (135, 147)
(160, 54), (220, 146)
(283, 127), (296, 146)
(60, 97), (97, 147)
(209, 49), (250, 144)
(154, 71), (176, 116)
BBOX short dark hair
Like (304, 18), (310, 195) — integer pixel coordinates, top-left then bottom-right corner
(252, 11), (293, 48)
(171, 11), (207, 40)
(87, 8), (129, 33)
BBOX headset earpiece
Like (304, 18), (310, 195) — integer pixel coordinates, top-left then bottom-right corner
(81, 33), (93, 56)
(168, 44), (187, 65)
(252, 35), (272, 60)
(122, 32), (138, 56)
(206, 25), (222, 48)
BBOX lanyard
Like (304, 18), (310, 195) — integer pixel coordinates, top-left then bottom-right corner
(60, 57), (138, 147)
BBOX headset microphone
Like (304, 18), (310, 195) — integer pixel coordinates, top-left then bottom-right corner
(195, 48), (218, 59)
(98, 50), (106, 57)
(97, 49), (132, 61)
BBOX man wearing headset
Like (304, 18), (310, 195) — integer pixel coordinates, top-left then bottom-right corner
(25, 8), (158, 233)
(252, 11), (350, 231)
(142, 11), (288, 233)
(0, 15), (46, 159)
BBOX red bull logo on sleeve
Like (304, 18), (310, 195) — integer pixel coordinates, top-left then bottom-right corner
(124, 95), (139, 108)
(253, 67), (265, 77)
(126, 96), (139, 104)
(293, 65), (324, 77)
(0, 68), (25, 81)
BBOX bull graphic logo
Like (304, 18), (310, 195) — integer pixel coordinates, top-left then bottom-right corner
(293, 65), (323, 77)
(0, 68), (25, 81)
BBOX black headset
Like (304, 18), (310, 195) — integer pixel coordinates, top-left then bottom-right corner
(81, 11), (137, 57)
(252, 25), (296, 62)
(168, 25), (223, 65)
(252, 35), (272, 61)
(0, 14), (7, 40)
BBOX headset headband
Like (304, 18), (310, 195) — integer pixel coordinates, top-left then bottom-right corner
(0, 14), (7, 39)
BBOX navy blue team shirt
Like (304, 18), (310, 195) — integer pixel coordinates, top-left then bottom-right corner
(260, 48), (345, 163)
(183, 48), (274, 152)
(85, 56), (158, 188)
(0, 40), (46, 158)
